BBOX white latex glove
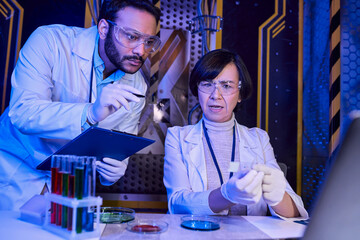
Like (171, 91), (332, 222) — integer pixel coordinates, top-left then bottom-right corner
(88, 83), (143, 123)
(221, 170), (264, 205)
(96, 157), (128, 186)
(253, 164), (287, 206)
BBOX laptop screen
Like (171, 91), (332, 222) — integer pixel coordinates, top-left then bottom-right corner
(303, 114), (360, 239)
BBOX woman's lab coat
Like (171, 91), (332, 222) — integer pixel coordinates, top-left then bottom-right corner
(0, 24), (146, 210)
(163, 118), (308, 219)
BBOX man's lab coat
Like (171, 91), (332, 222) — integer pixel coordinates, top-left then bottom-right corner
(0, 24), (146, 210)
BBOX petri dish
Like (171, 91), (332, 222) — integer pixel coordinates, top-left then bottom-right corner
(99, 207), (135, 223)
(127, 219), (168, 234)
(180, 215), (220, 231)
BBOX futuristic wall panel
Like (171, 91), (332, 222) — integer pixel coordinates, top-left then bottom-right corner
(0, 0), (23, 113)
(0, 0), (85, 114)
(223, 0), (301, 192)
(303, 0), (360, 211)
(341, 0), (360, 136)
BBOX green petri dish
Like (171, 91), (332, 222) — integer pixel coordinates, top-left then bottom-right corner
(99, 207), (135, 224)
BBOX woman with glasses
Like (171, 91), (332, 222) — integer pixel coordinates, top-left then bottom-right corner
(163, 49), (308, 219)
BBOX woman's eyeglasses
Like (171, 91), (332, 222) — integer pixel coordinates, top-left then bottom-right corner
(198, 80), (241, 95)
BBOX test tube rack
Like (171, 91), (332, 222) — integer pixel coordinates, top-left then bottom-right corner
(43, 193), (103, 239)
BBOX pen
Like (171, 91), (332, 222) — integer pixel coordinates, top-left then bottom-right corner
(133, 93), (145, 98)
(110, 82), (145, 98)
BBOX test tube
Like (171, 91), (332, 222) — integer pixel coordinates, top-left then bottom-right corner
(67, 156), (75, 231)
(90, 157), (96, 198)
(56, 155), (64, 226)
(50, 155), (60, 224)
(61, 156), (70, 228)
(75, 157), (84, 233)
(83, 156), (90, 198)
(75, 157), (84, 200)
(84, 157), (96, 231)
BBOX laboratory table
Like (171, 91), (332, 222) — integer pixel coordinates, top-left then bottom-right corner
(0, 211), (306, 239)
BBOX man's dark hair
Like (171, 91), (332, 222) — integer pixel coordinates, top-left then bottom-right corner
(98, 0), (161, 24)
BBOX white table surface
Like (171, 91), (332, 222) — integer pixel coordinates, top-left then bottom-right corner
(0, 211), (306, 239)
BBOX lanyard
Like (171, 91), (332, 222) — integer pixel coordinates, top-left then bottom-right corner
(89, 58), (94, 103)
(202, 120), (236, 185)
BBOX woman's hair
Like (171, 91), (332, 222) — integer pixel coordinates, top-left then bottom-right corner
(98, 0), (161, 24)
(189, 49), (252, 101)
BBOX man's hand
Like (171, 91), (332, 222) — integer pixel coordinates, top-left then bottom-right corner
(88, 84), (143, 123)
(96, 157), (128, 186)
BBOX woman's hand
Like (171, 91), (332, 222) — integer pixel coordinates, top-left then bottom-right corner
(220, 170), (264, 205)
(253, 164), (287, 206)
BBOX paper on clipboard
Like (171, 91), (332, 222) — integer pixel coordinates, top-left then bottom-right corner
(36, 126), (155, 170)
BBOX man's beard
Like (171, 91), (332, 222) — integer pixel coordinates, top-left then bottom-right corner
(104, 33), (144, 74)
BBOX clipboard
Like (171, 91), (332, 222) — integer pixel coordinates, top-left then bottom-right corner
(36, 126), (155, 170)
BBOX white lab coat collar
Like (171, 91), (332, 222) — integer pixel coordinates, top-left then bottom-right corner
(71, 26), (98, 101)
(72, 26), (98, 61)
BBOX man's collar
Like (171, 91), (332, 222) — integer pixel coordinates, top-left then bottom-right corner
(72, 26), (98, 61)
(93, 34), (104, 68)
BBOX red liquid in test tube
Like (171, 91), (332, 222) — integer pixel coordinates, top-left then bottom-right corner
(67, 157), (75, 231)
(56, 170), (63, 226)
(50, 165), (58, 224)
(61, 156), (70, 229)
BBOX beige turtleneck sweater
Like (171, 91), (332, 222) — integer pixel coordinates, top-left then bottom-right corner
(202, 114), (246, 215)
